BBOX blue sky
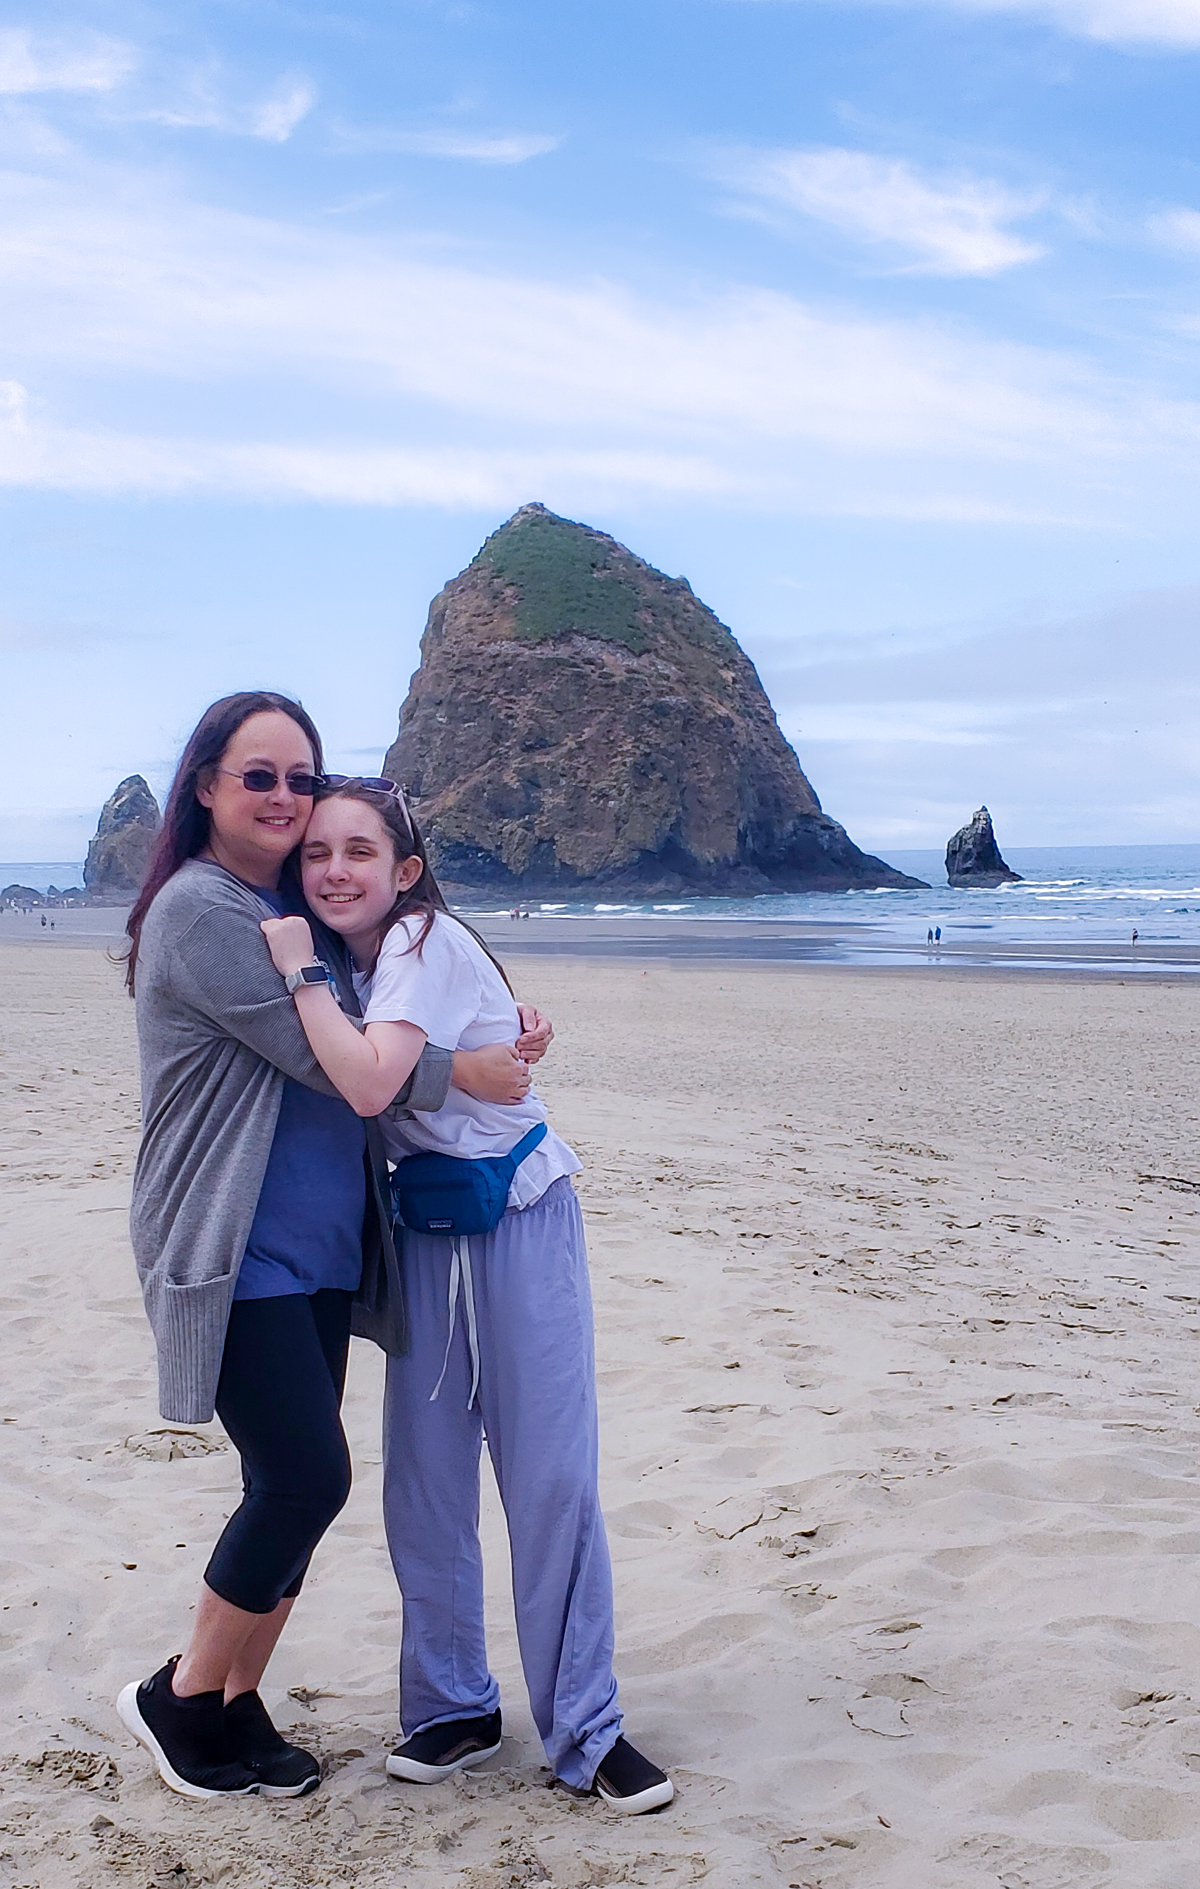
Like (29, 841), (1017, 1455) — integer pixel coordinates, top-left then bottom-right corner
(2, 0), (1198, 864)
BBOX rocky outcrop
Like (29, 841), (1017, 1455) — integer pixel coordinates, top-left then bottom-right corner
(946, 807), (1021, 887)
(83, 776), (161, 899)
(1, 883), (86, 908)
(385, 505), (927, 897)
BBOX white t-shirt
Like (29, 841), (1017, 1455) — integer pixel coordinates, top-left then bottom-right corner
(354, 911), (580, 1212)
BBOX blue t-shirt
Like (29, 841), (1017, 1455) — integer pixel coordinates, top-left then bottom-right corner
(234, 889), (367, 1301)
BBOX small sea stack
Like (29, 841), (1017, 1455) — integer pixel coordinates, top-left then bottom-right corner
(945, 807), (1021, 888)
(84, 775), (161, 900)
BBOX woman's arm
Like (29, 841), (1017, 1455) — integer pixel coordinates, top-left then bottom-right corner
(452, 1043), (532, 1104)
(170, 899), (449, 1109)
(515, 1004), (553, 1064)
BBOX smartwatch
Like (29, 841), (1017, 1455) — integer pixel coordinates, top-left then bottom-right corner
(284, 961), (333, 995)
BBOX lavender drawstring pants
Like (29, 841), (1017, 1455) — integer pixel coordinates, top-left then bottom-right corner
(381, 1177), (623, 1789)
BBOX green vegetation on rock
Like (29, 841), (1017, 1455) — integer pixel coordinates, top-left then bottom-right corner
(470, 504), (740, 659)
(472, 506), (650, 651)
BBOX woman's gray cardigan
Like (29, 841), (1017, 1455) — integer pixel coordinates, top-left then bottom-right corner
(130, 860), (452, 1425)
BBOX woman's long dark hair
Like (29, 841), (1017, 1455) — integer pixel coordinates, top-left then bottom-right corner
(314, 780), (512, 993)
(124, 691), (324, 994)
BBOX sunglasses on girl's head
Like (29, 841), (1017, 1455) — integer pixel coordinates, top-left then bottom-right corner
(320, 775), (416, 836)
(321, 774), (401, 795)
(218, 767), (327, 796)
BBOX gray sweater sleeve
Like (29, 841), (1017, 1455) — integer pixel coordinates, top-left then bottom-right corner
(169, 902), (453, 1110)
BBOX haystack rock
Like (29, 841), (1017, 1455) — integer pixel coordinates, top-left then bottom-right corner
(84, 775), (161, 899)
(384, 504), (927, 897)
(946, 807), (1021, 888)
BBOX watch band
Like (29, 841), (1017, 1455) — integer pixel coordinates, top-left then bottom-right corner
(284, 961), (332, 994)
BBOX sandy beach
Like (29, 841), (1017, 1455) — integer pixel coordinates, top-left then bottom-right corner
(4, 936), (1200, 1887)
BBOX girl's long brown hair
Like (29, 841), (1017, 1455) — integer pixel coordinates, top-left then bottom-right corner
(312, 780), (512, 992)
(124, 691), (324, 994)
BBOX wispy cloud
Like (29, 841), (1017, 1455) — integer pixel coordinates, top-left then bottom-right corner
(711, 145), (1044, 275)
(0, 168), (1194, 525)
(330, 123), (560, 164)
(1149, 206), (1200, 251)
(762, 585), (1200, 845)
(251, 75), (317, 143)
(0, 401), (733, 509)
(0, 28), (136, 95)
(139, 67), (317, 142)
(950, 0), (1200, 47)
(739, 0), (1200, 49)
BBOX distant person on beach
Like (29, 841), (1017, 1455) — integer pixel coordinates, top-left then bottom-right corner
(1132, 929), (1139, 946)
(927, 927), (933, 946)
(117, 693), (543, 1802)
(258, 779), (674, 1815)
(935, 926), (942, 944)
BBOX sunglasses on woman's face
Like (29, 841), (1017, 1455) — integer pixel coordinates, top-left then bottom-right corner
(219, 767), (326, 796)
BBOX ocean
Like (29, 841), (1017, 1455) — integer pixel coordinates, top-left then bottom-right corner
(6, 845), (1200, 953)
(458, 844), (1200, 952)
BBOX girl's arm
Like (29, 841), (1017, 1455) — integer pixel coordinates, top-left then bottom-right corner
(262, 916), (533, 1115)
(263, 915), (425, 1116)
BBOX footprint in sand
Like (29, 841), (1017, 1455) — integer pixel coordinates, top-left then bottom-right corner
(119, 1429), (228, 1462)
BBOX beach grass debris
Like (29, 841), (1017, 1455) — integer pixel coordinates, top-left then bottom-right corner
(287, 1686), (329, 1712)
(1135, 1172), (1200, 1193)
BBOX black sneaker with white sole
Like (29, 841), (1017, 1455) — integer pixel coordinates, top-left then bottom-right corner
(225, 1690), (321, 1798)
(591, 1737), (674, 1814)
(117, 1658), (260, 1799)
(386, 1709), (502, 1783)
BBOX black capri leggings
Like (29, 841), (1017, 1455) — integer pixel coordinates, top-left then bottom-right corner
(205, 1289), (353, 1615)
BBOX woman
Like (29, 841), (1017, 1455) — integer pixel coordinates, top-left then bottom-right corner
(260, 778), (674, 1814)
(117, 691), (545, 1801)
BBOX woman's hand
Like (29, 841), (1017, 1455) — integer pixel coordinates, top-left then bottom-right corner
(261, 915), (317, 977)
(453, 1043), (532, 1105)
(515, 1005), (553, 1065)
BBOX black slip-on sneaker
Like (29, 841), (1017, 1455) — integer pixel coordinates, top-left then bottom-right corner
(225, 1690), (321, 1798)
(385, 1709), (503, 1783)
(117, 1658), (260, 1799)
(592, 1737), (674, 1814)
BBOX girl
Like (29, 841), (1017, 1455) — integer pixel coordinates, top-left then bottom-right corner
(261, 779), (674, 1814)
(118, 693), (540, 1802)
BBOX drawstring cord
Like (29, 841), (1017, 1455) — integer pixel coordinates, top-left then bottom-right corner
(428, 1235), (481, 1410)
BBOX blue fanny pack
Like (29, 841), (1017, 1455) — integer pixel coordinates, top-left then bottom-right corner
(389, 1122), (548, 1237)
